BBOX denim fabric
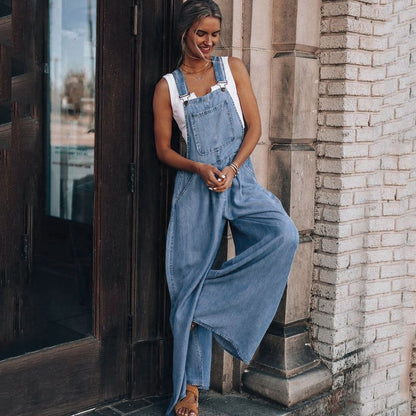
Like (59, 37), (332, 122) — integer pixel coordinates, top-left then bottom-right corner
(165, 56), (299, 416)
(185, 325), (212, 388)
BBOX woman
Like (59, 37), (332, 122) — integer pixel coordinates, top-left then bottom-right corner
(153, 1), (299, 415)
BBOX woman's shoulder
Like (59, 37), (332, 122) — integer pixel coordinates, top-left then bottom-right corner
(154, 76), (171, 103)
(155, 76), (169, 91)
(225, 56), (249, 86)
(227, 56), (246, 73)
(156, 71), (178, 90)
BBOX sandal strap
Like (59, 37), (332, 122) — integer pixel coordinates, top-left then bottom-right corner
(186, 384), (199, 400)
(175, 385), (199, 415)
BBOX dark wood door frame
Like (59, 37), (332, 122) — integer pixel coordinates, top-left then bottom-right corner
(94, 0), (135, 401)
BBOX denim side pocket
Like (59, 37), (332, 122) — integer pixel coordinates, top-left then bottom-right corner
(173, 172), (195, 205)
(241, 158), (257, 181)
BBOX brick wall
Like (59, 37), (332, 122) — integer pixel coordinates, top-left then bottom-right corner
(412, 340), (416, 414)
(315, 0), (416, 414)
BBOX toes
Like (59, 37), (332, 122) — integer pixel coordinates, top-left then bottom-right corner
(178, 407), (193, 416)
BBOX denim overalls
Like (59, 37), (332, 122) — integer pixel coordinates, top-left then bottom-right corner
(165, 57), (299, 416)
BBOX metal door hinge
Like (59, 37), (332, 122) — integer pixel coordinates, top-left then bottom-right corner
(128, 314), (133, 341)
(22, 234), (29, 261)
(129, 162), (136, 193)
(132, 4), (138, 36)
(43, 62), (49, 74)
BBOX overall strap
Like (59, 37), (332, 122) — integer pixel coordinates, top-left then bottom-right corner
(212, 56), (228, 91)
(172, 68), (191, 105)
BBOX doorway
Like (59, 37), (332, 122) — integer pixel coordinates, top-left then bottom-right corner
(1, 0), (96, 363)
(0, 1), (178, 415)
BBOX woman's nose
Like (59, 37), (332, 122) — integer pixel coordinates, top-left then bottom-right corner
(205, 35), (213, 45)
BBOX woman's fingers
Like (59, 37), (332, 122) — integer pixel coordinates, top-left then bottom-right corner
(209, 176), (227, 191)
(199, 164), (234, 192)
(213, 166), (224, 178)
(208, 169), (224, 184)
(202, 165), (224, 188)
(211, 173), (233, 192)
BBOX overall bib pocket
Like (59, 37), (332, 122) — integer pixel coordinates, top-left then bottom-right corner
(189, 99), (236, 156)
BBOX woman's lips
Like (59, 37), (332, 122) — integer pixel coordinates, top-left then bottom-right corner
(199, 46), (211, 54)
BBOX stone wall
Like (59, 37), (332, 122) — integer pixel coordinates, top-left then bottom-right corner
(315, 0), (416, 414)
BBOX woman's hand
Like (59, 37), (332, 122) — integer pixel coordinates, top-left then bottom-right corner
(198, 165), (235, 193)
(196, 163), (225, 190)
(215, 166), (235, 192)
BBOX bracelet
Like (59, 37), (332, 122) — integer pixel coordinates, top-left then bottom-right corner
(229, 162), (239, 177)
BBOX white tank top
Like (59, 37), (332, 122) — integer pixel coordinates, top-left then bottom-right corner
(163, 56), (245, 143)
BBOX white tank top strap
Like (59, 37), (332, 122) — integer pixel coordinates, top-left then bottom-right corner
(163, 73), (187, 142)
(222, 57), (245, 129)
(163, 56), (245, 143)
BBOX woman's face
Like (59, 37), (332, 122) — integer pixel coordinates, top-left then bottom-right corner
(184, 16), (221, 60)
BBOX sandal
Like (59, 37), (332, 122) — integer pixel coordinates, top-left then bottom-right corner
(174, 385), (199, 416)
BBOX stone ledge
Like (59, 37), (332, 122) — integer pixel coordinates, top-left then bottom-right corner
(243, 363), (332, 407)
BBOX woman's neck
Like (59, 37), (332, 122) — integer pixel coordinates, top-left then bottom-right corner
(181, 55), (211, 72)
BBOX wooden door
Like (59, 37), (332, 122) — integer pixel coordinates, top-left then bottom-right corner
(0, 0), (135, 414)
(130, 0), (182, 399)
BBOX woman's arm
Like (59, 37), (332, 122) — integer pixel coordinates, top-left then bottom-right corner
(214, 57), (262, 192)
(153, 78), (225, 188)
(153, 79), (197, 172)
(229, 56), (262, 167)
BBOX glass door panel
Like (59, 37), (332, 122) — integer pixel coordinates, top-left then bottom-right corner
(0, 0), (97, 360)
(48, 0), (96, 222)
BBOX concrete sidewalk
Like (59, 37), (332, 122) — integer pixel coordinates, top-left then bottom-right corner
(68, 390), (291, 416)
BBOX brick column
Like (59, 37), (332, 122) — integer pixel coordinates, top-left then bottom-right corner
(312, 1), (416, 415)
(242, 0), (332, 407)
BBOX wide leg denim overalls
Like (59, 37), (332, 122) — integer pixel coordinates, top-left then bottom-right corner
(165, 57), (299, 415)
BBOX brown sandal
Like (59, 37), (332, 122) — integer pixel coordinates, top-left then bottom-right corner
(174, 385), (199, 416)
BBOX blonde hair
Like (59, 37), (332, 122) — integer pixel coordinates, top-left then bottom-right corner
(176, 0), (222, 65)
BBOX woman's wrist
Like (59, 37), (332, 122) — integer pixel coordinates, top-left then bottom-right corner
(191, 161), (203, 175)
(228, 161), (239, 177)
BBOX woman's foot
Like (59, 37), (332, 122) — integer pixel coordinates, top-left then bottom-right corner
(175, 385), (199, 416)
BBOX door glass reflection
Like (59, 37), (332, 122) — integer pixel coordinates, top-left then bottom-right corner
(43, 0), (97, 346)
(47, 0), (96, 223)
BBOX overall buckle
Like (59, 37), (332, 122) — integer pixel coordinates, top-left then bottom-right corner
(179, 93), (191, 106)
(218, 81), (228, 92)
